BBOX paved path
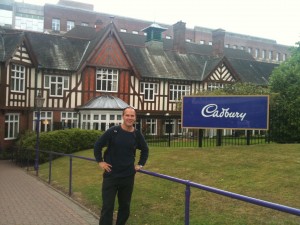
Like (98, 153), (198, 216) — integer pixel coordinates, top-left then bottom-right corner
(0, 160), (99, 225)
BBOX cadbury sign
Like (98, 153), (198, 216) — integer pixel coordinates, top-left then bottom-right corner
(182, 96), (269, 130)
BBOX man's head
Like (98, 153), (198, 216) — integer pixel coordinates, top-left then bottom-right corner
(122, 107), (136, 128)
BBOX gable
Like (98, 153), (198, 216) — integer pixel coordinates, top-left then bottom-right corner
(88, 34), (131, 69)
(205, 61), (237, 83)
(12, 42), (32, 66)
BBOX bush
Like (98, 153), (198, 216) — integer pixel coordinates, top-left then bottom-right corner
(15, 129), (103, 163)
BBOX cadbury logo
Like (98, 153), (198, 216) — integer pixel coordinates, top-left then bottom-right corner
(201, 104), (247, 121)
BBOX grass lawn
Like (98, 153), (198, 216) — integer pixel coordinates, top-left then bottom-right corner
(38, 144), (300, 225)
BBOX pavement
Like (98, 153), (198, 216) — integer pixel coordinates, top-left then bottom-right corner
(0, 160), (99, 225)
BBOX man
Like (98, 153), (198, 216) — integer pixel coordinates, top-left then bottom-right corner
(94, 107), (149, 225)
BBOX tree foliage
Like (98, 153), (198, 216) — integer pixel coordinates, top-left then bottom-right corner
(268, 42), (300, 143)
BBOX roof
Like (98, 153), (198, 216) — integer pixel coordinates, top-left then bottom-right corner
(0, 24), (279, 85)
(0, 31), (24, 62)
(25, 32), (89, 70)
(78, 95), (129, 110)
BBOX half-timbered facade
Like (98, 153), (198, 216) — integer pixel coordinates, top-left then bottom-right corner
(0, 21), (278, 150)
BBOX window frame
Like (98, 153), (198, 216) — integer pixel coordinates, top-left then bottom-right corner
(44, 75), (69, 97)
(5, 113), (19, 140)
(169, 84), (190, 102)
(11, 64), (25, 93)
(52, 18), (60, 31)
(140, 82), (159, 101)
(96, 68), (119, 92)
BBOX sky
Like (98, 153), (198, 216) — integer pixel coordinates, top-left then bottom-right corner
(16, 0), (300, 46)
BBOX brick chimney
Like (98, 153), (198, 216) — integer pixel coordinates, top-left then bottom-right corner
(94, 19), (103, 32)
(173, 21), (186, 53)
(212, 29), (225, 57)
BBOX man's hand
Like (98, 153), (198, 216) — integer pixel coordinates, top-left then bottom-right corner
(99, 162), (112, 172)
(135, 165), (143, 171)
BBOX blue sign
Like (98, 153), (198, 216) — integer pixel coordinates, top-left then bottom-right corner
(182, 96), (269, 130)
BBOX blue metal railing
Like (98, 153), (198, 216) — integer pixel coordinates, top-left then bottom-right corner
(36, 150), (300, 225)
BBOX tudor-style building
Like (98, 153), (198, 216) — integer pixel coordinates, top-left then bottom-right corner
(0, 21), (278, 150)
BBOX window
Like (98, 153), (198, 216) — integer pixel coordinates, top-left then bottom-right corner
(145, 119), (157, 135)
(200, 40), (205, 45)
(283, 54), (287, 61)
(240, 46), (245, 50)
(164, 119), (175, 135)
(247, 47), (252, 54)
(120, 29), (127, 33)
(140, 82), (158, 101)
(165, 35), (171, 39)
(262, 50), (266, 59)
(186, 39), (191, 42)
(11, 64), (25, 92)
(52, 18), (60, 31)
(67, 20), (75, 31)
(169, 84), (190, 102)
(268, 51), (273, 60)
(96, 68), (118, 92)
(81, 22), (88, 26)
(5, 114), (19, 139)
(255, 48), (259, 58)
(207, 82), (224, 91)
(44, 75), (69, 97)
(61, 112), (78, 128)
(232, 45), (237, 49)
(81, 111), (122, 131)
(276, 52), (280, 61)
(208, 41), (212, 45)
(225, 44), (229, 48)
(132, 31), (138, 34)
(34, 111), (52, 132)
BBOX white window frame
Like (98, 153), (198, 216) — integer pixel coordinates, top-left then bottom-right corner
(81, 22), (88, 26)
(11, 64), (25, 93)
(207, 82), (224, 91)
(67, 20), (75, 31)
(169, 84), (190, 102)
(5, 113), (19, 140)
(80, 110), (122, 131)
(96, 68), (118, 92)
(61, 112), (78, 128)
(164, 118), (175, 135)
(44, 75), (69, 97)
(140, 82), (158, 101)
(262, 50), (266, 59)
(52, 18), (60, 31)
(255, 48), (259, 58)
(146, 119), (157, 135)
(33, 111), (53, 132)
(269, 51), (273, 60)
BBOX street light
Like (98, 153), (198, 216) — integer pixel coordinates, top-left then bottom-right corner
(34, 92), (45, 174)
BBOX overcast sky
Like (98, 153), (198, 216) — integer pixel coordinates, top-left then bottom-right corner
(16, 0), (300, 46)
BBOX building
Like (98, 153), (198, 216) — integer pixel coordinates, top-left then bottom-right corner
(0, 20), (279, 150)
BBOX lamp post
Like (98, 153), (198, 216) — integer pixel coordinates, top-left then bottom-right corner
(34, 92), (45, 174)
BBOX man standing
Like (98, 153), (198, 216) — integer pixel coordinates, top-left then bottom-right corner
(94, 107), (149, 225)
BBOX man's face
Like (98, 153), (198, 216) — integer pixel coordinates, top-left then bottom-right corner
(123, 108), (136, 127)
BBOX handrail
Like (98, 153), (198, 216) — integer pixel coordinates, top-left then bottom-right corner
(36, 150), (300, 225)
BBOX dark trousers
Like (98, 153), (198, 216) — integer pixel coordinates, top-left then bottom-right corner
(99, 175), (135, 225)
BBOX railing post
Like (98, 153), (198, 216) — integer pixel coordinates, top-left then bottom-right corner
(246, 130), (251, 145)
(69, 156), (73, 196)
(48, 153), (52, 184)
(185, 182), (191, 225)
(198, 129), (203, 147)
(216, 129), (222, 146)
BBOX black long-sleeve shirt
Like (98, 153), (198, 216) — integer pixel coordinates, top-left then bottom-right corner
(94, 125), (149, 178)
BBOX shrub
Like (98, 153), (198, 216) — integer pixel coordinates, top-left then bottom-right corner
(15, 129), (103, 163)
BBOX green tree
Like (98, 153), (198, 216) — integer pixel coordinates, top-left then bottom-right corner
(268, 42), (300, 143)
